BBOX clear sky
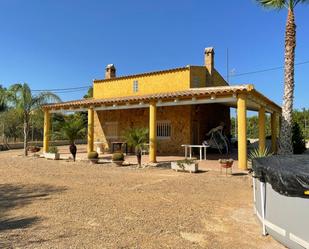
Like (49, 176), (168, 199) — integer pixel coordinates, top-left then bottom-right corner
(0, 0), (308, 109)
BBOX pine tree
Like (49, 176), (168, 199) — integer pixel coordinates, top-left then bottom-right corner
(292, 122), (306, 154)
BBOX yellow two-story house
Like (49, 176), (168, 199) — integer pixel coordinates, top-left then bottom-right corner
(43, 48), (281, 169)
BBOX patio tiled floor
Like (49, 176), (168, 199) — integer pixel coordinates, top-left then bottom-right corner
(54, 144), (243, 173)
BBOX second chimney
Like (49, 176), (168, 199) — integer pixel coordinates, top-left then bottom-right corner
(105, 64), (116, 79)
(204, 47), (215, 75)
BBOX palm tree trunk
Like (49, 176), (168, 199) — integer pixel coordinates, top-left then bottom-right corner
(23, 113), (30, 156)
(23, 120), (28, 156)
(279, 8), (296, 155)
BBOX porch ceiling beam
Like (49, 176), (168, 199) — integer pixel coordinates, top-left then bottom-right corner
(247, 95), (274, 114)
(50, 108), (88, 113)
(95, 103), (149, 111)
(248, 92), (281, 114)
(48, 96), (237, 113)
(157, 96), (236, 107)
(96, 96), (237, 110)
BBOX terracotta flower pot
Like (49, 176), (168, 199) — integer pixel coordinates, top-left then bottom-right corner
(218, 159), (234, 175)
(89, 158), (99, 164)
(220, 162), (233, 168)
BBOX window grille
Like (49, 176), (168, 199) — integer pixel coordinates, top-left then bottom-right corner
(157, 121), (171, 139)
(104, 122), (118, 138)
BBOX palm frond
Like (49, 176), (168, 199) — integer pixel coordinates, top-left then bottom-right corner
(248, 147), (273, 162)
(124, 127), (149, 150)
(32, 91), (61, 108)
(54, 117), (86, 143)
(257, 0), (308, 9)
(256, 0), (286, 9)
(294, 0), (309, 7)
(8, 83), (61, 114)
(7, 83), (22, 104)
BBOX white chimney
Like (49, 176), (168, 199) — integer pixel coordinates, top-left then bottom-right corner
(105, 64), (116, 79)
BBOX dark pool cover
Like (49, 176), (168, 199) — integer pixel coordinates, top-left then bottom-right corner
(252, 155), (309, 198)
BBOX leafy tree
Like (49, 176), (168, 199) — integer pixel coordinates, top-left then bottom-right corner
(231, 115), (271, 139)
(29, 109), (45, 141)
(51, 113), (66, 133)
(124, 127), (148, 167)
(293, 108), (309, 139)
(0, 109), (23, 142)
(292, 121), (306, 154)
(7, 83), (61, 156)
(231, 110), (309, 140)
(256, 0), (309, 154)
(83, 86), (93, 99)
(0, 85), (7, 112)
(78, 86), (94, 125)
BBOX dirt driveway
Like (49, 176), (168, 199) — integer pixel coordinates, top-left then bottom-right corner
(0, 150), (283, 249)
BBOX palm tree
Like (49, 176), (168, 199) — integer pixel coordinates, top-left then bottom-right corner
(0, 85), (7, 112)
(83, 86), (93, 99)
(8, 83), (61, 156)
(124, 127), (149, 167)
(54, 116), (86, 161)
(256, 0), (308, 154)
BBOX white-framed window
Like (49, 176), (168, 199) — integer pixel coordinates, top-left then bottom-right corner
(104, 122), (118, 139)
(157, 120), (171, 139)
(133, 80), (138, 92)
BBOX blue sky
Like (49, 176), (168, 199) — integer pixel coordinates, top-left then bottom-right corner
(0, 0), (308, 109)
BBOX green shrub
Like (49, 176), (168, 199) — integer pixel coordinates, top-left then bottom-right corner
(112, 152), (124, 161)
(292, 122), (306, 154)
(48, 146), (58, 154)
(176, 159), (196, 170)
(177, 158), (195, 165)
(88, 151), (98, 159)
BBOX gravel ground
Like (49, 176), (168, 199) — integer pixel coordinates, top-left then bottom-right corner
(0, 150), (284, 249)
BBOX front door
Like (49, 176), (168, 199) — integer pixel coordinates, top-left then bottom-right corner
(192, 120), (200, 145)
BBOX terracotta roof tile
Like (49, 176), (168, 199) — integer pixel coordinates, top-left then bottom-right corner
(43, 85), (257, 110)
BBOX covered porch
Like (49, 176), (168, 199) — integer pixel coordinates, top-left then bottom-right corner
(42, 84), (281, 170)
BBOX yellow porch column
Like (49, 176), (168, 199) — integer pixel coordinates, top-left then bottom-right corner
(271, 112), (278, 153)
(43, 109), (50, 153)
(258, 106), (266, 153)
(149, 101), (157, 163)
(87, 107), (94, 153)
(237, 94), (247, 170)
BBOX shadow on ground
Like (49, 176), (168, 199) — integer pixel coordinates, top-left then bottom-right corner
(232, 172), (248, 176)
(0, 183), (67, 248)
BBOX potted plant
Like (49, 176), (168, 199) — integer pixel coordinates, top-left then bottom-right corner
(218, 158), (234, 175)
(248, 147), (272, 169)
(124, 127), (148, 168)
(88, 151), (99, 164)
(45, 146), (60, 160)
(54, 116), (85, 161)
(112, 152), (124, 166)
(171, 159), (198, 173)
